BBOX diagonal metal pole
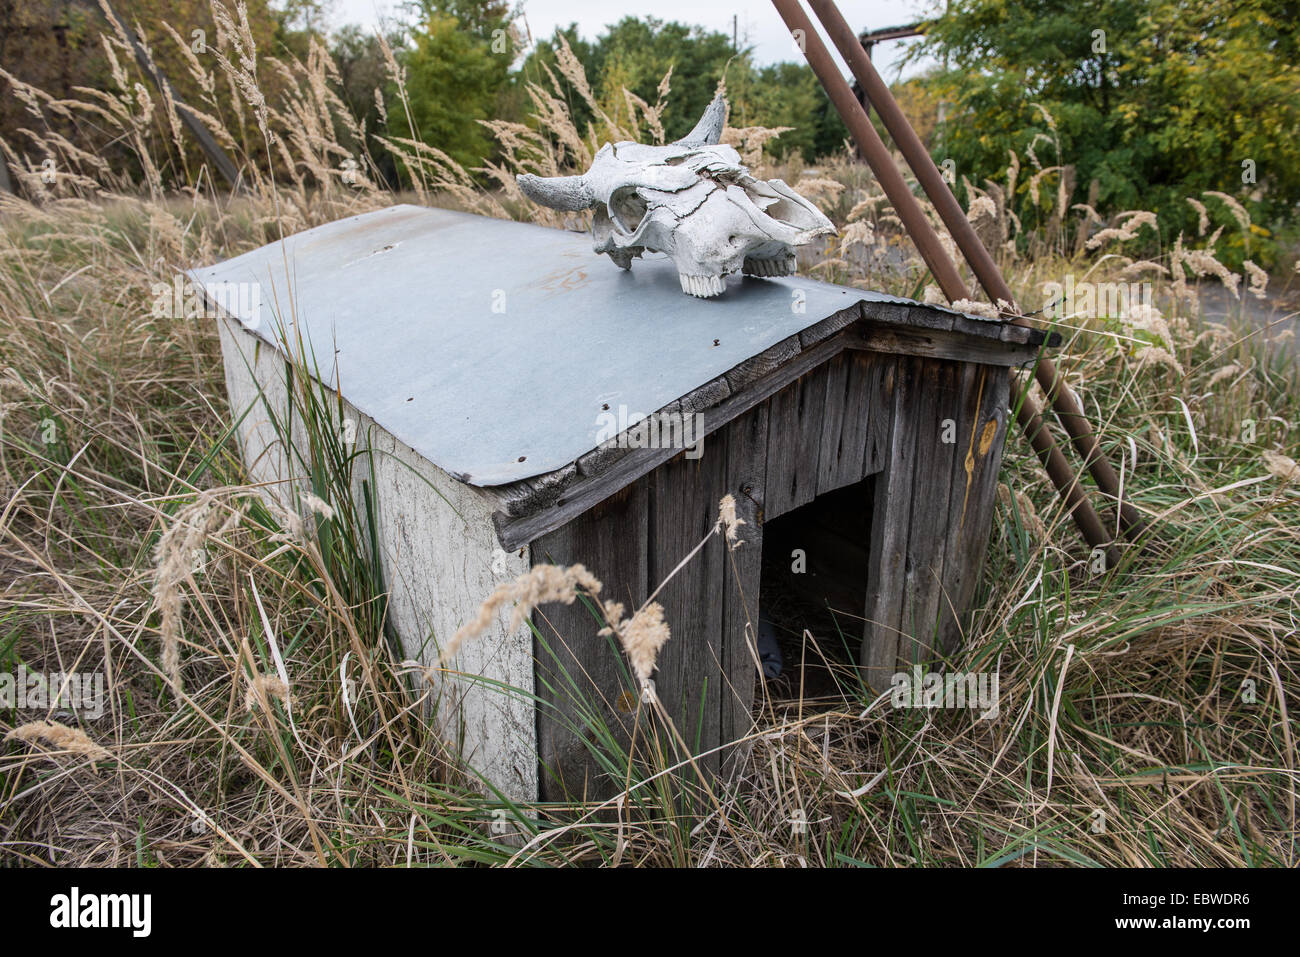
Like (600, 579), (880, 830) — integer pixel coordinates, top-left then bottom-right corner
(770, 0), (1116, 555)
(807, 0), (1144, 539)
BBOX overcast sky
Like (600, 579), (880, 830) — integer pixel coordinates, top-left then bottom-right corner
(329, 1), (936, 81)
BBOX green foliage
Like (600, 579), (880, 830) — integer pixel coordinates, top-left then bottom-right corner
(727, 61), (843, 161)
(397, 0), (517, 170)
(516, 17), (840, 163)
(512, 24), (599, 140)
(515, 17), (737, 143)
(920, 0), (1300, 250)
(585, 17), (737, 141)
(330, 24), (403, 187)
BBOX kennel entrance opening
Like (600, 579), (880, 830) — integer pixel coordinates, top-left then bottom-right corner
(759, 474), (875, 697)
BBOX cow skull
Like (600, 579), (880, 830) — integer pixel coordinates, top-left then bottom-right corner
(516, 95), (835, 298)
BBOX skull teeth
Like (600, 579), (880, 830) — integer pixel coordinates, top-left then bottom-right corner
(742, 255), (796, 278)
(679, 274), (726, 298)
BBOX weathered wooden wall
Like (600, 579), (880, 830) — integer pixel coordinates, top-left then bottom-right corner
(529, 412), (766, 803)
(529, 346), (1008, 799)
(218, 316), (539, 803)
(862, 355), (1009, 688)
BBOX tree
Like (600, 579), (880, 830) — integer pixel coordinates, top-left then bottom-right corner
(0, 0), (282, 188)
(331, 24), (402, 187)
(727, 61), (841, 162)
(919, 0), (1300, 244)
(583, 17), (737, 141)
(515, 17), (841, 162)
(397, 0), (517, 170)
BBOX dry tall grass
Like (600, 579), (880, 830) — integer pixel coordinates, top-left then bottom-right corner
(0, 2), (1296, 866)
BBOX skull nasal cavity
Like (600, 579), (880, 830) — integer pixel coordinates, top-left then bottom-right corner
(609, 187), (647, 233)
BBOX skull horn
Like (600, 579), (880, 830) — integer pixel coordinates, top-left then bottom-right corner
(516, 173), (595, 211)
(672, 93), (727, 147)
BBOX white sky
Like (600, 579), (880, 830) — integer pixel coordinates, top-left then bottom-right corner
(328, 0), (936, 80)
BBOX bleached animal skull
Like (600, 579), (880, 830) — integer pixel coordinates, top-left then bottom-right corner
(516, 95), (835, 298)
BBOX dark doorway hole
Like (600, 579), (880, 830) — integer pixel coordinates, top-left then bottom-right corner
(758, 475), (874, 703)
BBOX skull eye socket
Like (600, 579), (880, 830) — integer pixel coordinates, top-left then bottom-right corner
(742, 186), (803, 224)
(761, 196), (806, 225)
(608, 186), (647, 233)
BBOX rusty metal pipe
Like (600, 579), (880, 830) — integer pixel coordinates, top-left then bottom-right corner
(773, 5), (968, 302)
(1015, 396), (1116, 562)
(771, 2), (965, 300)
(806, 0), (1144, 538)
(770, 0), (1114, 553)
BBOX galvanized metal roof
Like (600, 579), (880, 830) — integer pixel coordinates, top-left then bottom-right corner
(192, 204), (940, 485)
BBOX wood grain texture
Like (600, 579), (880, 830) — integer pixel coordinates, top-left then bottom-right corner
(817, 350), (884, 493)
(798, 302), (866, 348)
(844, 325), (1040, 367)
(861, 354), (917, 690)
(492, 463), (579, 518)
(366, 421), (538, 803)
(862, 351), (893, 476)
(531, 481), (649, 802)
(530, 406), (771, 800)
(935, 362), (981, 655)
(898, 358), (961, 664)
(723, 333), (802, 393)
(648, 446), (731, 789)
(814, 353), (852, 494)
(765, 368), (828, 519)
(936, 363), (1010, 655)
(717, 404), (766, 772)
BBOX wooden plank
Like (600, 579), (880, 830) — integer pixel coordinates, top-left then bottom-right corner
(857, 299), (913, 327)
(530, 480), (649, 802)
(898, 358), (961, 665)
(491, 463), (579, 518)
(861, 354), (918, 690)
(764, 368), (828, 519)
(862, 351), (893, 476)
(952, 314), (1005, 341)
(723, 333), (802, 393)
(647, 442), (731, 789)
(798, 302), (865, 348)
(364, 418), (538, 803)
(530, 407), (774, 801)
(815, 353), (851, 493)
(935, 361), (979, 654)
(936, 363), (1011, 655)
(576, 441), (630, 479)
(888, 302), (955, 332)
(998, 323), (1034, 345)
(843, 324), (1040, 367)
(678, 375), (732, 414)
(817, 350), (882, 493)
(718, 403), (767, 769)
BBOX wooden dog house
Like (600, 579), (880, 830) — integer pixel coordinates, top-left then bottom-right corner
(194, 204), (1056, 802)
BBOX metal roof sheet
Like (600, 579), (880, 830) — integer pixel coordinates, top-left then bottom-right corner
(191, 204), (917, 485)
